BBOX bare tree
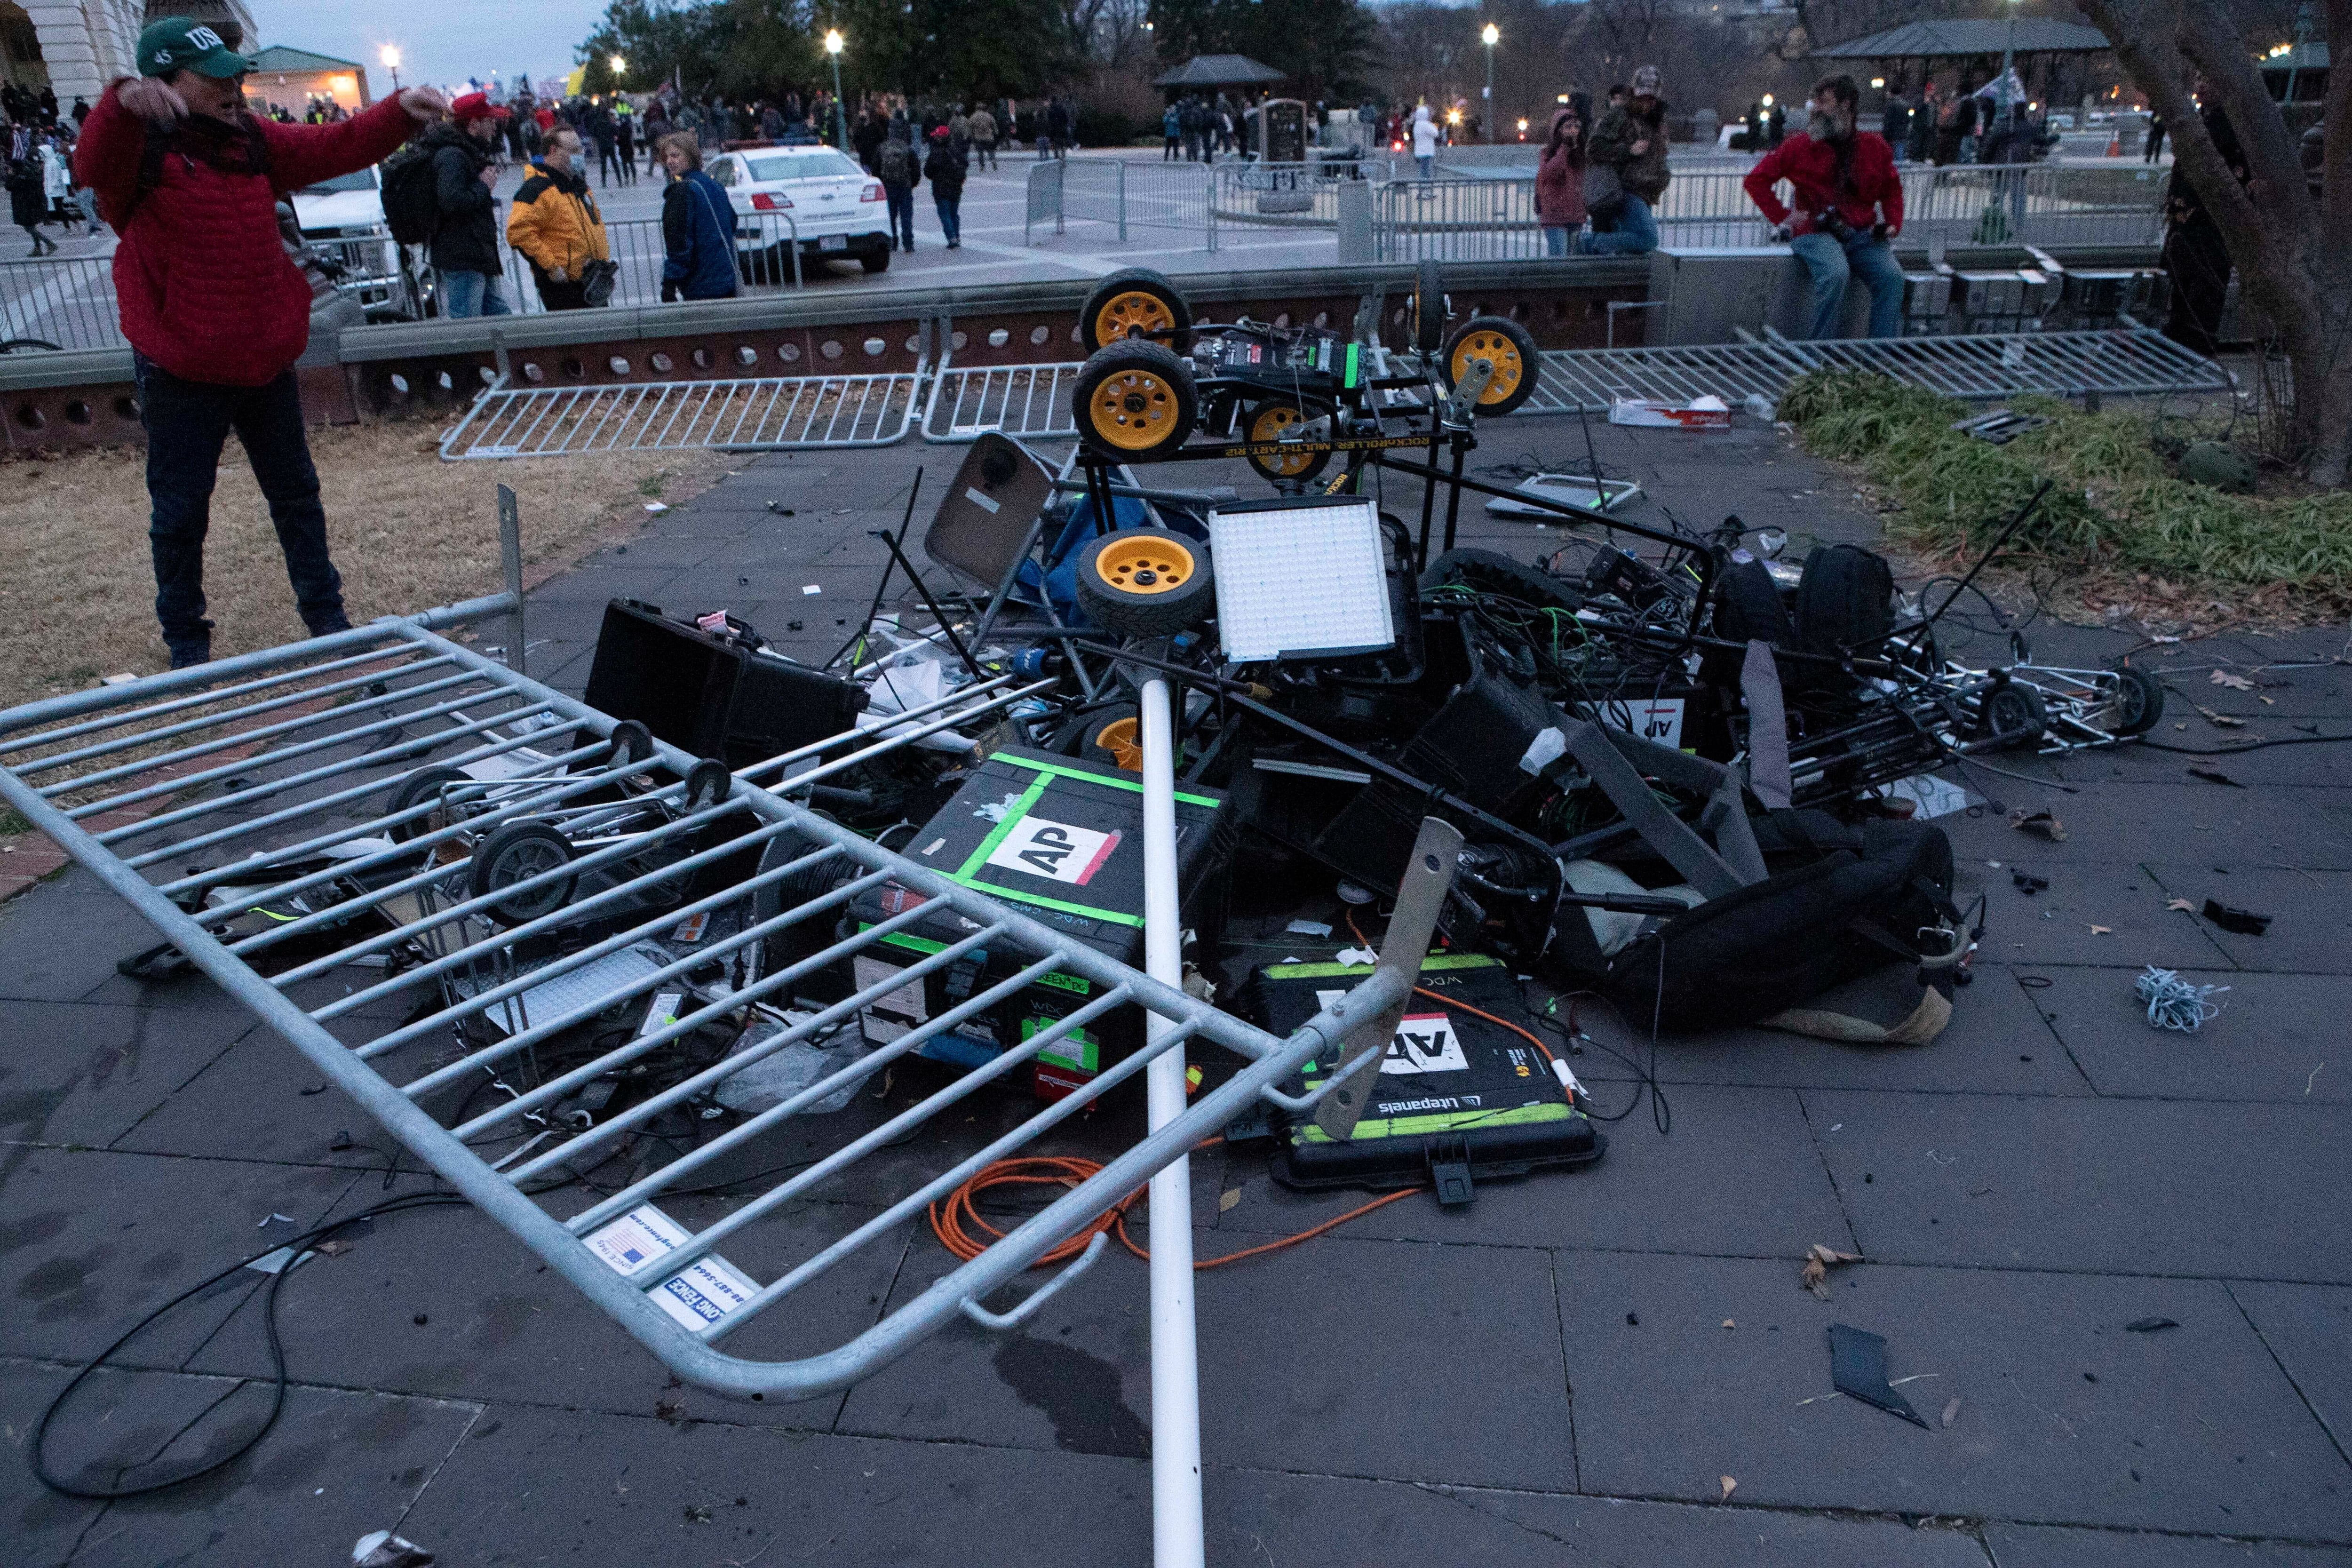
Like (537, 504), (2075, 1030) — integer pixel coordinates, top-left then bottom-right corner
(2077, 0), (2352, 482)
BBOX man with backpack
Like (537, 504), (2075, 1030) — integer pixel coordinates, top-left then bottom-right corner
(405, 90), (510, 317)
(73, 15), (445, 669)
(876, 111), (919, 252)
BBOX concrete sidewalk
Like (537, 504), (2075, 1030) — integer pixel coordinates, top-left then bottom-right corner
(2, 412), (2348, 1567)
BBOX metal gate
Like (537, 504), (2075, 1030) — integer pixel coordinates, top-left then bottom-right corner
(0, 604), (1429, 1401)
(442, 368), (928, 458)
(922, 360), (1083, 443)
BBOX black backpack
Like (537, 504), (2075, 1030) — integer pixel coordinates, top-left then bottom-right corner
(876, 136), (913, 185)
(378, 141), (441, 245)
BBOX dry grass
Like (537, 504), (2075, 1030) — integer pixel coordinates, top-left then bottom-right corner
(0, 422), (730, 711)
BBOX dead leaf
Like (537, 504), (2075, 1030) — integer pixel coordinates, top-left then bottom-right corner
(1719, 1475), (1738, 1502)
(2089, 924), (2112, 935)
(1722, 1319), (1736, 1329)
(1800, 1243), (1862, 1299)
(312, 1238), (352, 1258)
(2258, 695), (2276, 705)
(2193, 704), (2248, 729)
(1219, 1188), (1242, 1212)
(1941, 1396), (1962, 1428)
(2008, 807), (2067, 842)
(2167, 899), (2195, 913)
(2209, 670), (2255, 691)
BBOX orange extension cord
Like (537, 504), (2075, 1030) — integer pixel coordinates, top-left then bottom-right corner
(928, 914), (1575, 1276)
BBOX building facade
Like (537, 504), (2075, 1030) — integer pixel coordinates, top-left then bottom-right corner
(3, 0), (255, 109)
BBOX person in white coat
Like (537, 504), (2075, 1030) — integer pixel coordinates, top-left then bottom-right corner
(1411, 103), (1439, 178)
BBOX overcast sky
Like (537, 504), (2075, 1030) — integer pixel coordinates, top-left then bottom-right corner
(251, 0), (612, 97)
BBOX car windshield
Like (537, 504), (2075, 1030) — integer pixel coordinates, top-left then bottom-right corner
(743, 150), (861, 183)
(302, 169), (378, 195)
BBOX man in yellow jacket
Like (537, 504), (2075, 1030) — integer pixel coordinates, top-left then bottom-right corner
(505, 127), (610, 310)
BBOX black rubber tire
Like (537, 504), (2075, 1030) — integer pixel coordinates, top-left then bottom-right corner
(753, 829), (848, 973)
(468, 822), (579, 926)
(1977, 681), (2050, 752)
(608, 720), (656, 769)
(1419, 546), (1580, 613)
(858, 245), (890, 273)
(1056, 702), (1146, 771)
(2109, 664), (2166, 737)
(683, 757), (732, 812)
(1073, 339), (1197, 462)
(1242, 399), (1334, 484)
(1438, 315), (1540, 416)
(1411, 260), (1445, 353)
(1080, 267), (1192, 352)
(1073, 531), (1216, 637)
(1711, 557), (1796, 648)
(386, 765), (474, 843)
(0, 338), (61, 354)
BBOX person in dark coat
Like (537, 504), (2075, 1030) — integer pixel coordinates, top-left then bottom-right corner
(2161, 85), (2244, 357)
(657, 132), (739, 302)
(923, 125), (964, 248)
(8, 141), (52, 254)
(1881, 92), (1911, 163)
(853, 108), (886, 174)
(424, 92), (510, 317)
(876, 111), (920, 251)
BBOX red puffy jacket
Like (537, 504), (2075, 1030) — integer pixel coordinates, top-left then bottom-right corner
(73, 83), (415, 386)
(1743, 130), (1905, 239)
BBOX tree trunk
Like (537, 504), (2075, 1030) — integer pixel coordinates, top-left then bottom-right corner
(2076, 0), (2352, 484)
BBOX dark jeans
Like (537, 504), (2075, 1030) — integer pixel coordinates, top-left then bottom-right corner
(135, 354), (345, 663)
(934, 194), (961, 245)
(884, 183), (915, 249)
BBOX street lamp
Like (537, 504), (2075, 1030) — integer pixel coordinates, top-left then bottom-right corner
(1997, 0), (2023, 135)
(379, 44), (400, 92)
(824, 28), (847, 153)
(1480, 22), (1499, 143)
(609, 54), (627, 84)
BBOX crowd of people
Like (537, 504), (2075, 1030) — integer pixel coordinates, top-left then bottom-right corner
(2, 86), (102, 255)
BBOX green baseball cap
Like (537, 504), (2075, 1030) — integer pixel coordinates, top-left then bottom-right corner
(137, 16), (253, 79)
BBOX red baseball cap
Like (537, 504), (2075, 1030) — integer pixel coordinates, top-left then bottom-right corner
(450, 91), (510, 123)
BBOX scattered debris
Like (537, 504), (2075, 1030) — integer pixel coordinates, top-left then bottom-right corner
(1828, 1324), (1929, 1428)
(2135, 967), (2229, 1032)
(656, 1376), (689, 1425)
(1718, 1475), (1738, 1502)
(257, 1212), (294, 1227)
(684, 1504), (714, 1524)
(2201, 900), (2272, 936)
(1940, 1397), (1962, 1428)
(2124, 1317), (2179, 1333)
(2088, 924), (2112, 935)
(2012, 871), (2049, 895)
(352, 1532), (435, 1568)
(2193, 703), (2247, 729)
(2209, 670), (2256, 692)
(1801, 1243), (1862, 1299)
(2009, 808), (2066, 842)
(2187, 767), (2245, 788)
(2165, 899), (2195, 913)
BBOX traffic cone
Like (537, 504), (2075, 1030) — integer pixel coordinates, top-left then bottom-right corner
(2106, 127), (2122, 156)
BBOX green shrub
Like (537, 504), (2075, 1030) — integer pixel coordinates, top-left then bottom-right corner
(1778, 370), (2352, 591)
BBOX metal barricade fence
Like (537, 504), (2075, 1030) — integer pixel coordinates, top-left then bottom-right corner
(501, 211), (803, 314)
(0, 255), (124, 351)
(1373, 176), (1541, 262)
(1023, 159), (1209, 247)
(1209, 159), (1398, 244)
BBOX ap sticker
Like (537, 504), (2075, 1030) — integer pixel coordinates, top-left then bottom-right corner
(986, 816), (1120, 885)
(1315, 995), (1470, 1075)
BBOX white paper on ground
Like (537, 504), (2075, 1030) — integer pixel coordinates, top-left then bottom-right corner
(1876, 772), (1978, 820)
(585, 1203), (761, 1333)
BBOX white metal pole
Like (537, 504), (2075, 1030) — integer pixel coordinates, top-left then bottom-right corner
(1137, 675), (1205, 1568)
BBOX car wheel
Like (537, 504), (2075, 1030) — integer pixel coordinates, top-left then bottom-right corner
(1080, 268), (1192, 352)
(1073, 340), (1197, 462)
(1243, 400), (1334, 484)
(1073, 531), (1216, 638)
(859, 245), (890, 273)
(1439, 316), (1541, 416)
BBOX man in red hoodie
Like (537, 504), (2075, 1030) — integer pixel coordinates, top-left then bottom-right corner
(1743, 74), (1907, 341)
(74, 17), (447, 668)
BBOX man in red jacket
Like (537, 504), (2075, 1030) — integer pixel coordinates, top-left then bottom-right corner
(74, 17), (447, 668)
(1743, 75), (1907, 341)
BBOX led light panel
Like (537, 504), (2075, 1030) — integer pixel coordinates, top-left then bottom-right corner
(1208, 497), (1395, 662)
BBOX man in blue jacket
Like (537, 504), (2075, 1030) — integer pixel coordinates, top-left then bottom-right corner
(657, 132), (739, 302)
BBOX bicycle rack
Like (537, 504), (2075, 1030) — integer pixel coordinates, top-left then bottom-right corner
(0, 599), (1446, 1401)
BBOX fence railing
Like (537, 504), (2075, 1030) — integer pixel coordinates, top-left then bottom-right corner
(1372, 162), (2168, 262)
(0, 255), (123, 351)
(1023, 159), (1211, 246)
(1210, 158), (1400, 236)
(500, 210), (809, 315)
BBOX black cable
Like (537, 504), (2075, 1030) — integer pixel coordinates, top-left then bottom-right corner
(32, 1189), (468, 1500)
(1530, 988), (1669, 1135)
(2140, 730), (2352, 755)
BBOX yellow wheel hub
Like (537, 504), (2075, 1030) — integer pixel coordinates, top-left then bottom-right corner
(1452, 329), (1524, 403)
(1092, 716), (1144, 771)
(1249, 405), (1319, 476)
(1088, 369), (1179, 451)
(1093, 534), (1196, 596)
(1096, 290), (1176, 343)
